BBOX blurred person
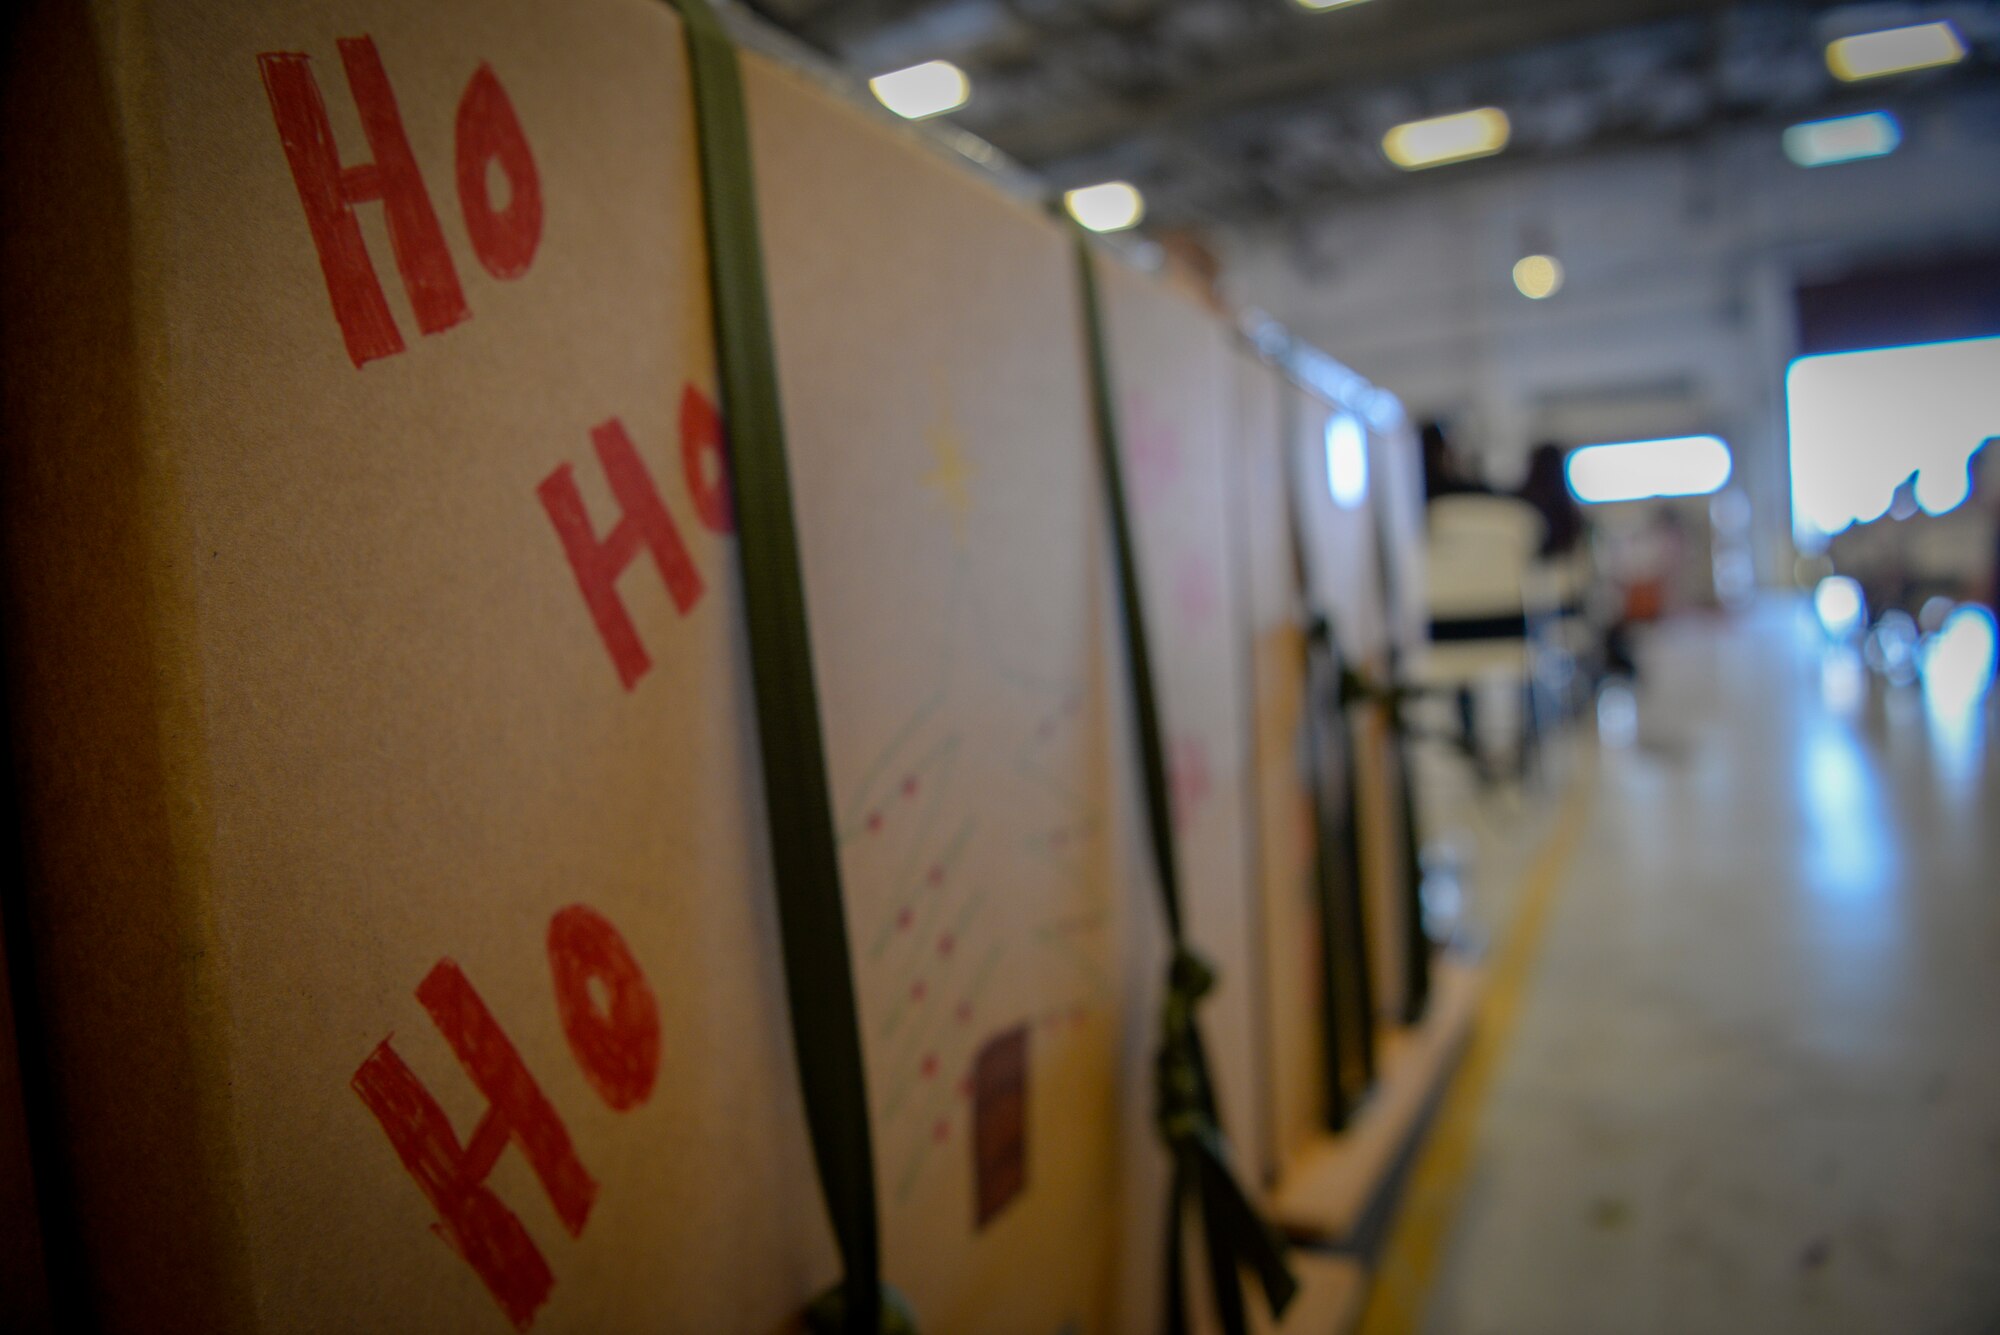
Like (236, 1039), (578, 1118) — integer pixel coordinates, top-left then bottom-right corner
(1512, 441), (1639, 683)
(1420, 419), (1489, 505)
(1514, 441), (1584, 558)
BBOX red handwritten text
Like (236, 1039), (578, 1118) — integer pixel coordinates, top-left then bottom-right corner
(258, 37), (541, 367)
(537, 392), (730, 690)
(354, 906), (658, 1329)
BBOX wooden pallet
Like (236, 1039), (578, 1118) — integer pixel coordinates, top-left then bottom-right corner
(1271, 954), (1483, 1255)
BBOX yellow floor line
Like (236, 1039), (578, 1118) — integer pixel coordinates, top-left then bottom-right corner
(1356, 768), (1596, 1335)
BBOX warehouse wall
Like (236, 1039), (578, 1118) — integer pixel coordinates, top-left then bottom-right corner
(1217, 90), (2000, 583)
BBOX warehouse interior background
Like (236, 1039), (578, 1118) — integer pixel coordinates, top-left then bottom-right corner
(752, 0), (1999, 586)
(742, 0), (2000, 1329)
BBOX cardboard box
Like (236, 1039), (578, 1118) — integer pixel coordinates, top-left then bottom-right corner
(1084, 259), (1277, 1331)
(0, 1), (1151, 1328)
(1230, 352), (1328, 1183)
(6, 2), (841, 1328)
(2, 2), (1426, 1329)
(750, 53), (1133, 1335)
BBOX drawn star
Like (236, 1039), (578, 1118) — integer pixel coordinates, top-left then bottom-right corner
(922, 398), (976, 546)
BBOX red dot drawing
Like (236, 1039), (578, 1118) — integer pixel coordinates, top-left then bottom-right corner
(955, 1000), (973, 1024)
(866, 810), (884, 834)
(1169, 736), (1214, 831)
(1124, 399), (1182, 513)
(933, 1118), (951, 1145)
(896, 906), (914, 932)
(920, 1053), (939, 1079)
(911, 979), (928, 1003)
(902, 775), (919, 797)
(1173, 553), (1220, 630)
(937, 933), (956, 958)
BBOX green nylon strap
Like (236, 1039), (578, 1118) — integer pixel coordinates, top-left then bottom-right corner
(1072, 232), (1298, 1335)
(1334, 653), (1430, 1032)
(1275, 394), (1377, 1126)
(1363, 476), (1433, 1023)
(1390, 719), (1430, 1021)
(665, 3), (905, 1330)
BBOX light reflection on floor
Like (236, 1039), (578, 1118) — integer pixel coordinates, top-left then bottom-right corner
(1418, 597), (2000, 1335)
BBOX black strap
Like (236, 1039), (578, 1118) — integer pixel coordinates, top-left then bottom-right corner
(1362, 473), (1433, 1023)
(665, 3), (910, 1330)
(1274, 391), (1378, 1128)
(1072, 233), (1297, 1335)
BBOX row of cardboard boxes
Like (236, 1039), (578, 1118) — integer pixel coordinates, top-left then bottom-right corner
(0, 1), (1472, 1330)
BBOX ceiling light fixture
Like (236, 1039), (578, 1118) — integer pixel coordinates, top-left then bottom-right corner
(1382, 107), (1511, 170)
(1064, 181), (1145, 233)
(1512, 254), (1564, 299)
(1783, 111), (1901, 166)
(868, 59), (971, 119)
(1295, 0), (1373, 11)
(1565, 436), (1733, 504)
(1825, 21), (1965, 81)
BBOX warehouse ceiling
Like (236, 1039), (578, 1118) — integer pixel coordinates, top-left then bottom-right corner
(742, 0), (2000, 228)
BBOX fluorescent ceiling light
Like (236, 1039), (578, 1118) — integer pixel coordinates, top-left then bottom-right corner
(1296, 0), (1372, 10)
(868, 60), (970, 119)
(1565, 436), (1733, 504)
(1512, 254), (1564, 299)
(1826, 21), (1965, 81)
(1064, 181), (1145, 233)
(1383, 108), (1511, 170)
(1783, 111), (1901, 166)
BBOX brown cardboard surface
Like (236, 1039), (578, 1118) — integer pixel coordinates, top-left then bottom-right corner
(0, 0), (1420, 1329)
(8, 1), (814, 1328)
(1084, 252), (1275, 1333)
(749, 56), (1131, 1335)
(4, 0), (1172, 1328)
(1282, 387), (1417, 1022)
(1255, 1252), (1367, 1335)
(2, 0), (254, 1325)
(1231, 353), (1328, 1185)
(1280, 387), (1424, 1023)
(1354, 704), (1414, 1022)
(137, 3), (837, 1330)
(1093, 255), (1265, 1180)
(1232, 363), (1432, 1179)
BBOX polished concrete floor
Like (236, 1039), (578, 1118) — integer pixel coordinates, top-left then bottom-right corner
(1415, 600), (2000, 1335)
